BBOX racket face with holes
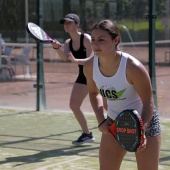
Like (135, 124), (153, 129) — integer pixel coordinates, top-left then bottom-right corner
(109, 109), (144, 152)
(26, 22), (53, 43)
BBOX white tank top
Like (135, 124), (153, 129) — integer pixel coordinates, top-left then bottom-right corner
(93, 52), (143, 120)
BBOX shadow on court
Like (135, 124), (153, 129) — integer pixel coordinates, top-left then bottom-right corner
(0, 109), (169, 170)
(0, 145), (99, 167)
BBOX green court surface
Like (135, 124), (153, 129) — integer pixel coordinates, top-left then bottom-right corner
(0, 109), (169, 170)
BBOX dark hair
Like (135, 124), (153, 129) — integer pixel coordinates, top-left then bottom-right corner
(91, 20), (121, 50)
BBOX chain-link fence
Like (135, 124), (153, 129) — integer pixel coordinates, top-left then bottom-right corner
(0, 42), (169, 117)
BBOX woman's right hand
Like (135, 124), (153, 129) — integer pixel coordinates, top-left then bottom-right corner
(52, 39), (61, 49)
(98, 120), (110, 134)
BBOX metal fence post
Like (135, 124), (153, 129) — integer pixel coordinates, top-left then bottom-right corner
(146, 0), (157, 107)
(36, 0), (46, 111)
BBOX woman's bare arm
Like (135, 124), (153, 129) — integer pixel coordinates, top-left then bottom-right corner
(69, 34), (94, 65)
(52, 39), (70, 61)
(127, 57), (154, 130)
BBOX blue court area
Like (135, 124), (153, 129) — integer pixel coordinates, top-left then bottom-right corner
(0, 109), (169, 170)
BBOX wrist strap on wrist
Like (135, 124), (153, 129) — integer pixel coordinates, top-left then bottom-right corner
(98, 119), (107, 128)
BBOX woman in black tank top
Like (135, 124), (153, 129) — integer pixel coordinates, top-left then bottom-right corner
(52, 13), (95, 145)
(69, 34), (87, 84)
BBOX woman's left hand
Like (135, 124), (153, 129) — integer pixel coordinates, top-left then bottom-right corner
(68, 51), (77, 62)
(136, 133), (147, 152)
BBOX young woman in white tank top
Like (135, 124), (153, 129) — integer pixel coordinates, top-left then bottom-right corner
(84, 20), (161, 170)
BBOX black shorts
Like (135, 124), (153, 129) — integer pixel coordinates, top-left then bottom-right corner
(75, 72), (87, 85)
(107, 107), (161, 138)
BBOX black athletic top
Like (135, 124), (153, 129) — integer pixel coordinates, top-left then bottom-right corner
(69, 34), (87, 84)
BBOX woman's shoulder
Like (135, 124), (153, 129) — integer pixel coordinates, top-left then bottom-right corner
(121, 52), (141, 66)
(64, 38), (72, 48)
(125, 52), (147, 78)
(82, 33), (92, 48)
(83, 33), (91, 40)
(65, 38), (71, 44)
(127, 54), (141, 66)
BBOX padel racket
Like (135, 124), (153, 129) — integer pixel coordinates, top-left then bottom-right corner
(109, 109), (144, 152)
(26, 22), (53, 43)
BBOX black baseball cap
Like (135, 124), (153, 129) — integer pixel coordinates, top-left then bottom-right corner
(59, 13), (80, 25)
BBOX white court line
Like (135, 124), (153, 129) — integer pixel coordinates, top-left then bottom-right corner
(34, 156), (88, 170)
